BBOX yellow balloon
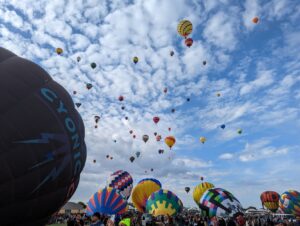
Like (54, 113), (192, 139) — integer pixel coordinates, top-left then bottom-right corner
(177, 20), (193, 38)
(133, 56), (139, 64)
(200, 136), (206, 144)
(165, 136), (176, 149)
(56, 48), (63, 55)
(132, 179), (162, 213)
(193, 182), (215, 205)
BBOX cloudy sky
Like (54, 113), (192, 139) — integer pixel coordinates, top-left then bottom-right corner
(1, 0), (300, 208)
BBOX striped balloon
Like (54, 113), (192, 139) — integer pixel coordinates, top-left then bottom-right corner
(132, 178), (162, 213)
(107, 170), (133, 200)
(279, 190), (300, 216)
(146, 189), (183, 216)
(177, 20), (193, 38)
(86, 187), (128, 216)
(260, 191), (280, 212)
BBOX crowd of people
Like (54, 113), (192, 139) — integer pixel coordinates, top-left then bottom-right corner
(48, 211), (300, 226)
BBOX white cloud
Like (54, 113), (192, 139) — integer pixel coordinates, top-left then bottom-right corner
(219, 153), (234, 160)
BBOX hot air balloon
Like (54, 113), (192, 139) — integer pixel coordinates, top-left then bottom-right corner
(133, 56), (139, 64)
(56, 47), (63, 55)
(186, 98), (190, 102)
(119, 96), (124, 101)
(237, 129), (243, 134)
(193, 182), (215, 205)
(154, 132), (157, 136)
(170, 51), (174, 56)
(143, 135), (149, 143)
(77, 56), (81, 62)
(94, 116), (100, 124)
(125, 116), (129, 120)
(146, 189), (183, 216)
(86, 83), (93, 90)
(168, 127), (171, 131)
(133, 135), (136, 139)
(73, 91), (77, 95)
(260, 191), (280, 212)
(200, 176), (204, 181)
(200, 137), (207, 144)
(129, 156), (135, 163)
(199, 188), (243, 217)
(136, 151), (141, 158)
(107, 170), (133, 200)
(164, 88), (168, 94)
(132, 178), (162, 213)
(150, 168), (154, 172)
(129, 130), (133, 134)
(177, 20), (193, 38)
(0, 47), (86, 225)
(156, 135), (162, 142)
(171, 109), (175, 113)
(216, 93), (221, 97)
(203, 61), (207, 66)
(158, 149), (164, 154)
(90, 62), (97, 69)
(153, 116), (160, 124)
(279, 190), (300, 216)
(106, 155), (110, 159)
(93, 159), (96, 163)
(220, 124), (226, 129)
(165, 136), (176, 149)
(86, 188), (128, 216)
(75, 103), (82, 108)
(121, 106), (125, 110)
(252, 17), (259, 24)
(185, 38), (193, 47)
(185, 187), (191, 193)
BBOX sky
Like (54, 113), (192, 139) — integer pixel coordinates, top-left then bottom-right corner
(1, 0), (300, 209)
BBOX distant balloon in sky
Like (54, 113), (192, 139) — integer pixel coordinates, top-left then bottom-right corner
(170, 50), (174, 56)
(177, 20), (193, 38)
(133, 56), (139, 64)
(185, 38), (193, 47)
(200, 136), (207, 144)
(86, 83), (93, 90)
(90, 62), (97, 69)
(237, 129), (243, 134)
(220, 124), (226, 129)
(153, 116), (160, 124)
(0, 47), (86, 225)
(165, 136), (176, 149)
(56, 47), (63, 55)
(119, 96), (124, 101)
(252, 17), (259, 24)
(203, 61), (207, 66)
(143, 135), (149, 143)
(77, 56), (81, 62)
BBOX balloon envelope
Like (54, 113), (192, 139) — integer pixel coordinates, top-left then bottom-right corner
(146, 189), (183, 216)
(0, 47), (86, 225)
(193, 182), (215, 205)
(199, 188), (243, 217)
(107, 170), (133, 200)
(260, 191), (280, 213)
(132, 178), (162, 213)
(86, 187), (128, 216)
(279, 190), (300, 216)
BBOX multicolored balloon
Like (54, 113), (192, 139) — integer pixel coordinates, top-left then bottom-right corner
(86, 187), (128, 216)
(132, 178), (162, 213)
(279, 190), (300, 216)
(177, 20), (193, 38)
(146, 189), (183, 216)
(107, 170), (133, 200)
(199, 188), (243, 217)
(260, 191), (280, 213)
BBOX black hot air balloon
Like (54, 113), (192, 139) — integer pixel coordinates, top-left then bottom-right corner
(185, 187), (190, 193)
(0, 47), (87, 226)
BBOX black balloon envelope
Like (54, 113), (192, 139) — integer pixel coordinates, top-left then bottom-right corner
(0, 47), (87, 226)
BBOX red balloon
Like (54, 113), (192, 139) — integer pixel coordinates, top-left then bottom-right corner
(153, 116), (160, 124)
(118, 96), (124, 101)
(185, 38), (193, 47)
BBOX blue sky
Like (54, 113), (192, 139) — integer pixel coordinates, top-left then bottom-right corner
(1, 0), (300, 208)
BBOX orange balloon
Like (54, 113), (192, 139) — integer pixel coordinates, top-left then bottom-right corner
(252, 17), (259, 24)
(165, 136), (176, 149)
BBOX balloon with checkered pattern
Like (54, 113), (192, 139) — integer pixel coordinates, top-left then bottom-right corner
(107, 170), (133, 200)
